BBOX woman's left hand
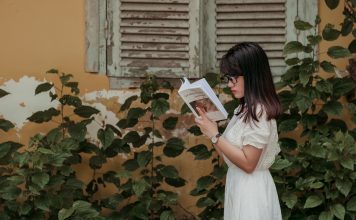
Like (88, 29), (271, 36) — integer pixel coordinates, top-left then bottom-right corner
(194, 107), (219, 138)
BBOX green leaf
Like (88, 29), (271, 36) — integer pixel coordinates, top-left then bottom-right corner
(0, 141), (23, 159)
(307, 35), (322, 45)
(58, 207), (75, 220)
(187, 144), (212, 160)
(34, 196), (50, 211)
(0, 119), (14, 132)
(278, 118), (298, 132)
(299, 70), (312, 86)
(35, 82), (53, 95)
(31, 173), (50, 189)
(27, 107), (60, 123)
(97, 127), (114, 149)
(187, 125), (202, 136)
(332, 78), (356, 97)
(127, 107), (145, 119)
(120, 95), (138, 111)
(123, 131), (140, 143)
(335, 178), (352, 196)
(322, 24), (340, 41)
(159, 165), (179, 178)
(122, 159), (139, 171)
(151, 98), (169, 117)
(0, 186), (21, 200)
(0, 89), (10, 98)
(163, 138), (185, 157)
(285, 57), (301, 66)
(196, 197), (215, 208)
(160, 210), (175, 220)
(322, 101), (343, 116)
(59, 95), (82, 107)
(282, 193), (298, 209)
(316, 80), (333, 94)
(320, 61), (335, 73)
(283, 41), (304, 55)
(165, 177), (186, 187)
(89, 155), (107, 169)
(74, 105), (99, 118)
(330, 204), (345, 220)
(279, 138), (298, 150)
(294, 20), (313, 30)
(163, 117), (178, 130)
(325, 0), (340, 9)
(348, 39), (356, 53)
(137, 150), (152, 167)
(340, 158), (354, 170)
(319, 211), (333, 220)
(346, 196), (356, 211)
(68, 121), (89, 142)
(133, 179), (149, 197)
(46, 68), (59, 74)
(197, 176), (215, 190)
(304, 195), (323, 208)
(327, 46), (351, 59)
(270, 158), (293, 170)
(341, 18), (353, 36)
(64, 81), (79, 94)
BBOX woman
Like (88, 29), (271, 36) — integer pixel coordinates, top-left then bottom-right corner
(195, 42), (282, 220)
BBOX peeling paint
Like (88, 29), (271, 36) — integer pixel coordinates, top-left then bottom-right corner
(82, 89), (140, 104)
(0, 76), (58, 129)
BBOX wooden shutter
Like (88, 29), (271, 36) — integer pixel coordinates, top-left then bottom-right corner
(215, 0), (287, 78)
(106, 0), (200, 78)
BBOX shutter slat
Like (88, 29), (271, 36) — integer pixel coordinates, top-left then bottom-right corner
(217, 0), (285, 3)
(120, 58), (189, 68)
(217, 35), (285, 43)
(217, 12), (285, 20)
(217, 58), (285, 67)
(216, 4), (285, 12)
(217, 27), (285, 35)
(121, 51), (189, 59)
(121, 27), (189, 35)
(121, 34), (189, 43)
(121, 3), (188, 12)
(121, 19), (189, 28)
(120, 67), (188, 78)
(217, 43), (285, 52)
(121, 11), (189, 19)
(217, 20), (286, 28)
(121, 42), (189, 51)
(122, 0), (189, 3)
(217, 51), (284, 59)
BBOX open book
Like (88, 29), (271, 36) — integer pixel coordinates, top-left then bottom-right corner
(178, 77), (228, 121)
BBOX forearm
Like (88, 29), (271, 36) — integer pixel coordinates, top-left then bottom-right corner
(214, 137), (262, 173)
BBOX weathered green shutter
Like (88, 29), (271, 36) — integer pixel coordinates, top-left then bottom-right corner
(214, 0), (287, 78)
(106, 0), (200, 78)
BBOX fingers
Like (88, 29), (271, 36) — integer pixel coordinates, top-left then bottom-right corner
(196, 107), (206, 118)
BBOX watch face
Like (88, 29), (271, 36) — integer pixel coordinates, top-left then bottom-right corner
(211, 136), (217, 144)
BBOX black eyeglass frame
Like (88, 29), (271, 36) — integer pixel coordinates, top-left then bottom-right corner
(221, 75), (239, 85)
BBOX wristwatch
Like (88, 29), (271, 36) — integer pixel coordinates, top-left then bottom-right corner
(210, 133), (221, 144)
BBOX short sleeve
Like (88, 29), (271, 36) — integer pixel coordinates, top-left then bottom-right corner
(242, 112), (272, 149)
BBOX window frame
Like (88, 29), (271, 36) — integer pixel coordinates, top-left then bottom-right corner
(85, 0), (318, 89)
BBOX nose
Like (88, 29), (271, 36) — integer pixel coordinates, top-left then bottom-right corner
(227, 80), (234, 87)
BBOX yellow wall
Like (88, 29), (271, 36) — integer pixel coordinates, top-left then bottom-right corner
(0, 0), (353, 217)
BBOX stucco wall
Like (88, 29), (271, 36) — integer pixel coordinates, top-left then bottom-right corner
(0, 0), (353, 217)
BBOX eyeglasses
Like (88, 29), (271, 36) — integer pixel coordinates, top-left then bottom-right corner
(221, 75), (238, 85)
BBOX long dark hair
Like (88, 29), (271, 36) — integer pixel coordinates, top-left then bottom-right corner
(220, 42), (282, 122)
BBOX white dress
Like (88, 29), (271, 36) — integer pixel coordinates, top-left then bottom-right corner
(222, 107), (282, 220)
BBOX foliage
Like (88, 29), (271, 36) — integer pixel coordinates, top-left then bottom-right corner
(0, 71), (190, 219)
(273, 1), (356, 219)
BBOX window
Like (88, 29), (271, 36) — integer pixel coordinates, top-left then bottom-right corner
(85, 0), (318, 88)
